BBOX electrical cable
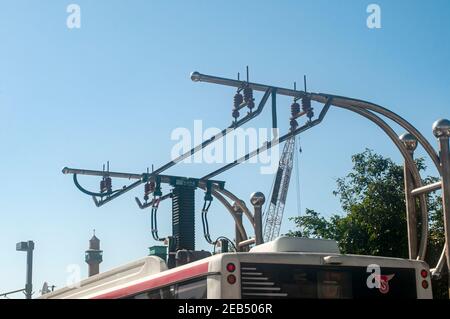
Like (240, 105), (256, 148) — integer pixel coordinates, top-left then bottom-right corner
(213, 236), (237, 255)
(150, 197), (165, 241)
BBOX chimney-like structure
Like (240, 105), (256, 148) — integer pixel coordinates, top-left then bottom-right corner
(85, 230), (103, 277)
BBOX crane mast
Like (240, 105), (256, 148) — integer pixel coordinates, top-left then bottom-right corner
(263, 135), (297, 242)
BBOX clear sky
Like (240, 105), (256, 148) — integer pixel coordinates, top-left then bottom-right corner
(1, 0), (449, 297)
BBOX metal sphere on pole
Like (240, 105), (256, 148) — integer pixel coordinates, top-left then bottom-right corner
(250, 192), (265, 245)
(400, 133), (419, 153)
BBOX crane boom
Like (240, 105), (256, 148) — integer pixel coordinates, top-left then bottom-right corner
(263, 135), (296, 242)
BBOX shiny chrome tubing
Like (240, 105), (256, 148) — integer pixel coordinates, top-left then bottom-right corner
(411, 182), (443, 196)
(191, 71), (306, 98)
(62, 167), (142, 180)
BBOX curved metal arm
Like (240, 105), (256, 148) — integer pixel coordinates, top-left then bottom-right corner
(191, 71), (440, 173)
(311, 93), (441, 174)
(431, 247), (446, 278)
(73, 174), (120, 198)
(93, 179), (143, 207)
(135, 193), (172, 210)
(335, 105), (429, 260)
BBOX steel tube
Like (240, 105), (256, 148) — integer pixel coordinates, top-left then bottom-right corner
(63, 167), (142, 180)
(250, 192), (265, 245)
(254, 205), (263, 245)
(432, 247), (446, 278)
(234, 208), (244, 251)
(400, 133), (419, 259)
(434, 121), (450, 297)
(216, 188), (254, 226)
(404, 155), (418, 259)
(335, 105), (429, 260)
(94, 179), (143, 207)
(411, 181), (443, 196)
(310, 93), (442, 174)
(211, 190), (248, 243)
(192, 71), (441, 174)
(272, 88), (277, 129)
(238, 238), (256, 248)
(191, 71), (305, 98)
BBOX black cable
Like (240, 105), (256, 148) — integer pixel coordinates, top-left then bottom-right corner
(201, 200), (214, 244)
(213, 236), (237, 254)
(150, 197), (165, 242)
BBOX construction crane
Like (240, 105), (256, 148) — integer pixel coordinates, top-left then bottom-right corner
(263, 79), (310, 242)
(263, 136), (296, 242)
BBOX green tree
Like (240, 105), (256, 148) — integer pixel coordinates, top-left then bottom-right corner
(287, 149), (447, 298)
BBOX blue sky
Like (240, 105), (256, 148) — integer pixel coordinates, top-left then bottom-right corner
(1, 0), (449, 297)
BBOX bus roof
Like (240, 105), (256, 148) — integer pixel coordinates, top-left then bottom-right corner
(39, 256), (167, 299)
(39, 238), (428, 299)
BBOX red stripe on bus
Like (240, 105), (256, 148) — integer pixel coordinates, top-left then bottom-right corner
(92, 262), (209, 299)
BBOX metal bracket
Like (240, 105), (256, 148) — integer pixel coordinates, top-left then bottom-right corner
(135, 192), (172, 210)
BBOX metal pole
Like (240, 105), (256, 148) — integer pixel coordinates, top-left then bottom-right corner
(400, 133), (418, 259)
(433, 119), (450, 298)
(411, 181), (442, 196)
(191, 71), (305, 99)
(233, 202), (244, 251)
(25, 241), (34, 299)
(272, 88), (278, 129)
(238, 238), (256, 248)
(250, 192), (265, 245)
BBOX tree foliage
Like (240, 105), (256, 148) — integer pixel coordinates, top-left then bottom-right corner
(287, 149), (447, 298)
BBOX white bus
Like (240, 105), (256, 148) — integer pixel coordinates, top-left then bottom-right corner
(40, 237), (432, 299)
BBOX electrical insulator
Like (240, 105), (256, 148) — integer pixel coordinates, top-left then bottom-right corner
(232, 109), (240, 120)
(302, 97), (311, 112)
(154, 183), (162, 197)
(105, 177), (112, 192)
(100, 177), (112, 194)
(144, 181), (156, 200)
(145, 181), (155, 195)
(233, 92), (243, 109)
(100, 180), (106, 193)
(290, 119), (298, 130)
(247, 99), (255, 110)
(302, 96), (314, 120)
(291, 102), (300, 118)
(243, 86), (254, 110)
